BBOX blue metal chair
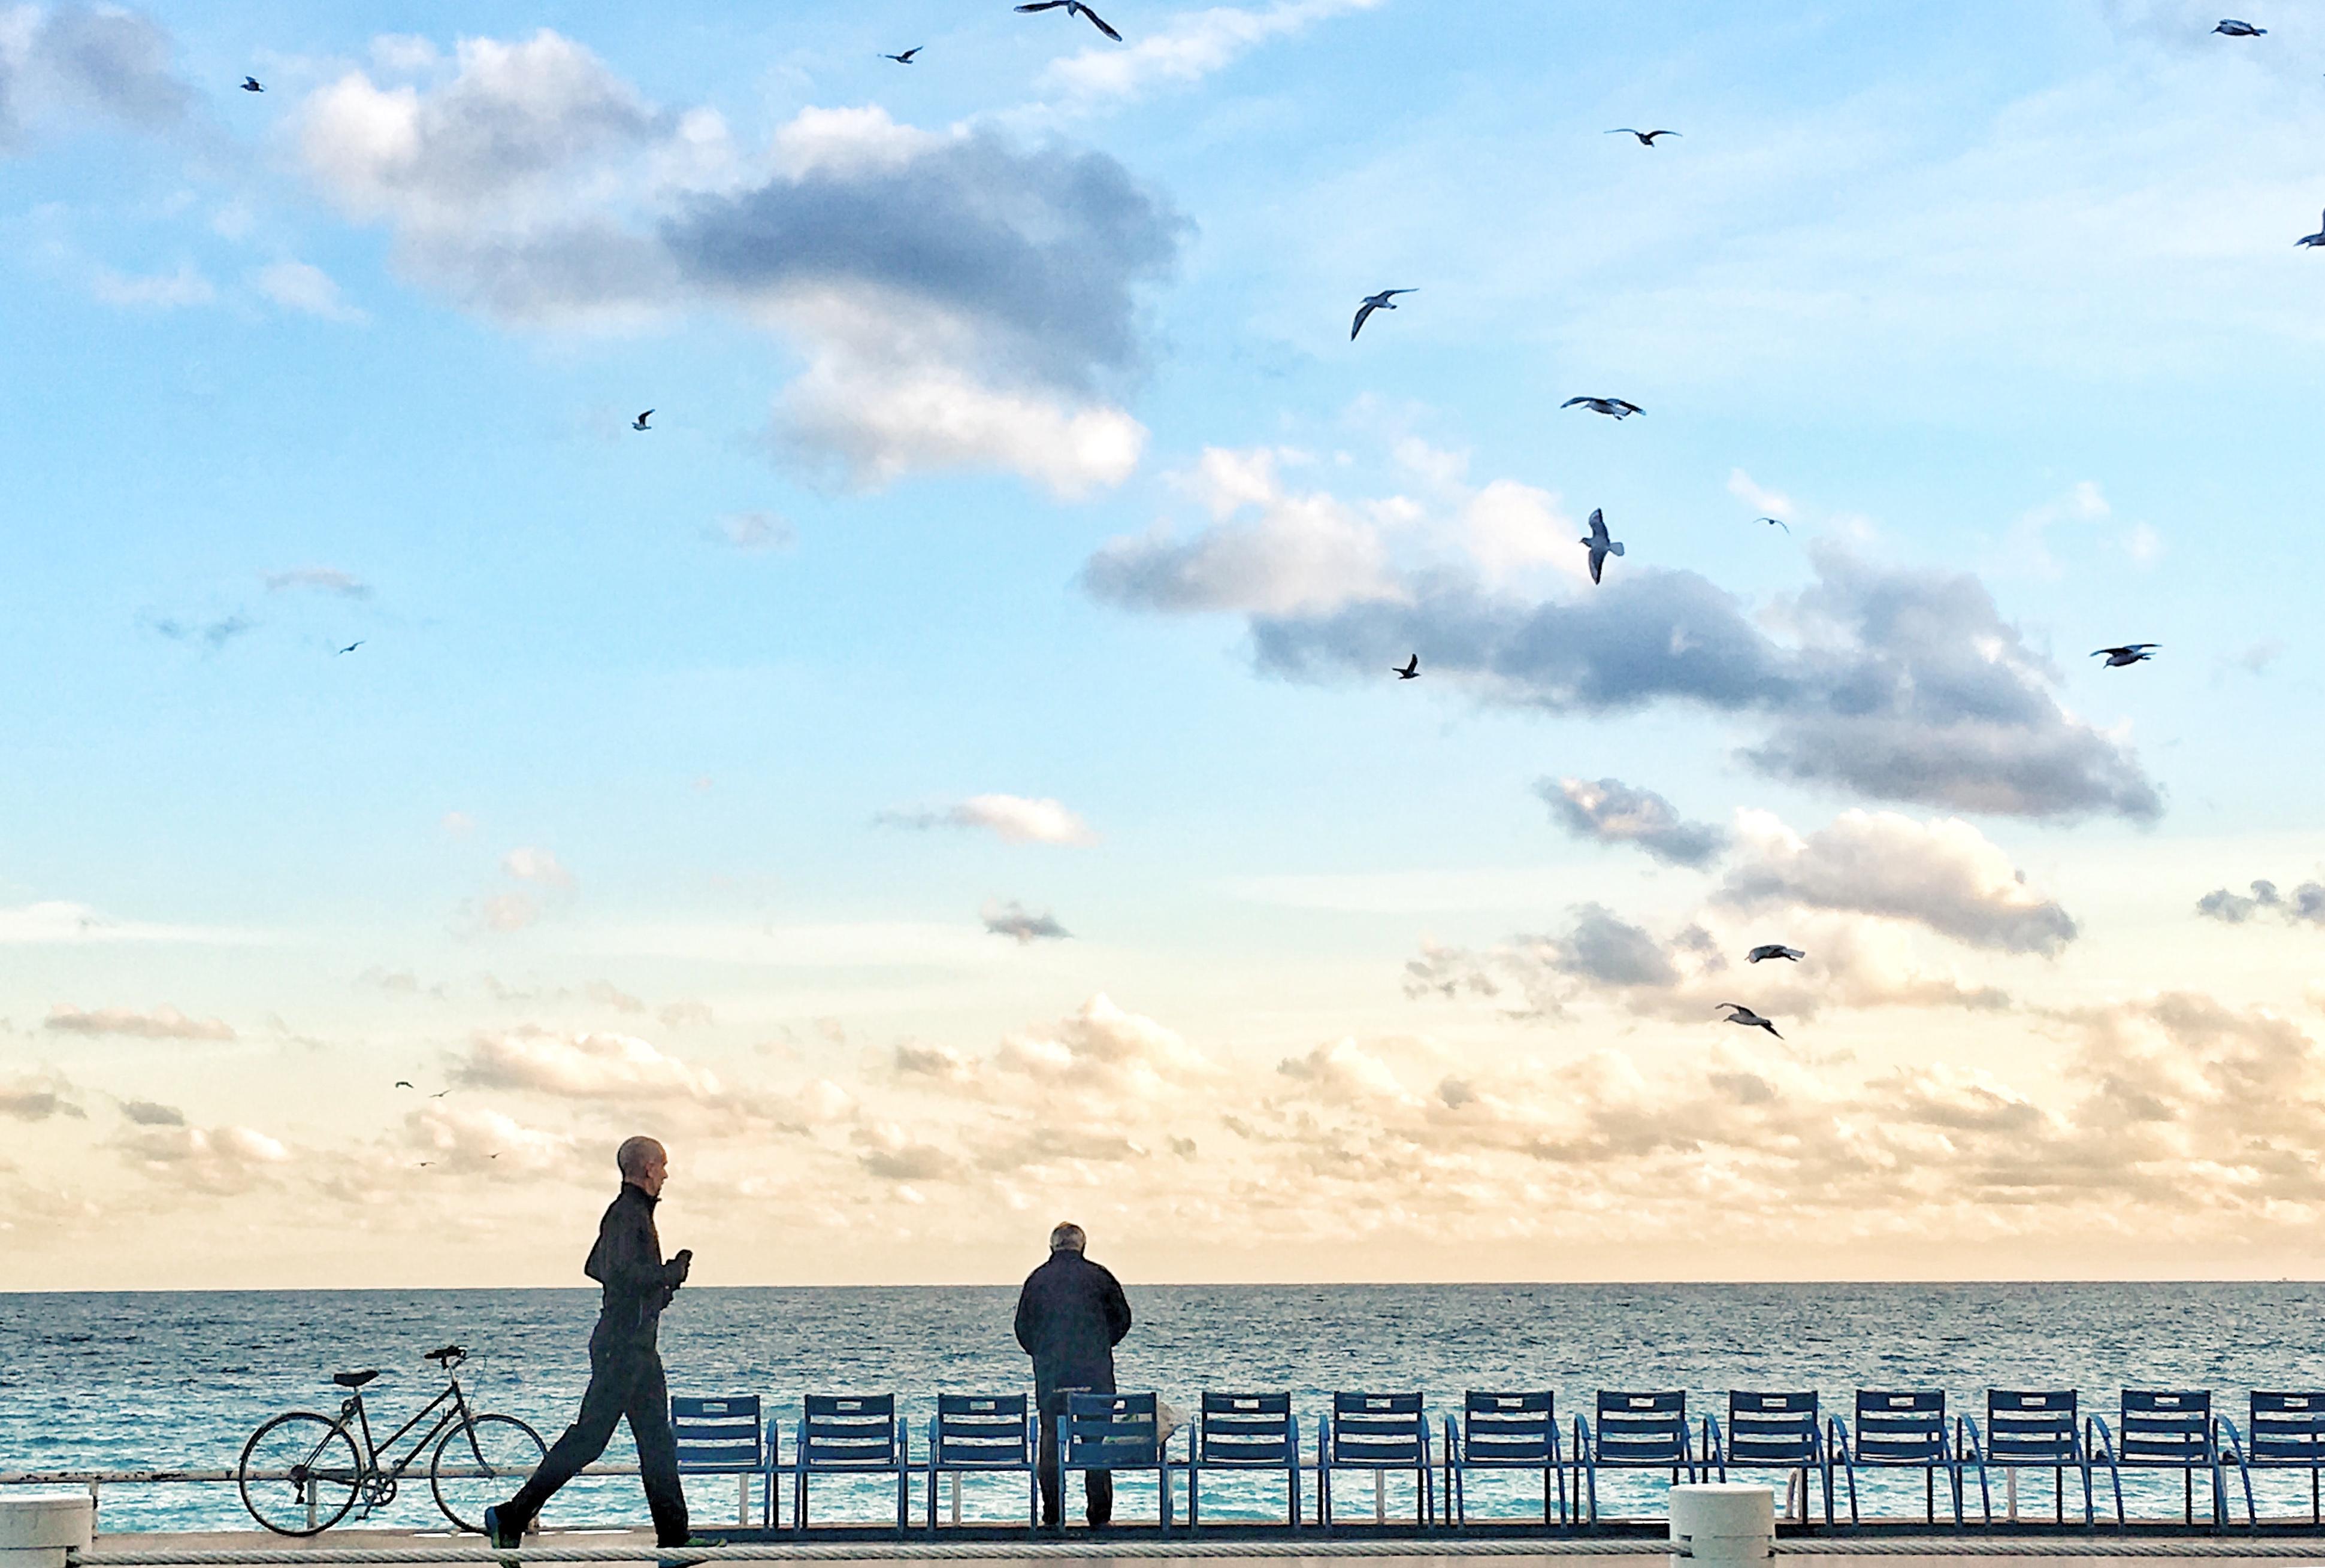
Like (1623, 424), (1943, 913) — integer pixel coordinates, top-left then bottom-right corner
(1830, 1390), (1963, 1527)
(1318, 1392), (1432, 1528)
(924, 1394), (1036, 1534)
(671, 1394), (775, 1528)
(2088, 1390), (2251, 1528)
(1184, 1392), (1300, 1527)
(1710, 1391), (1830, 1525)
(1058, 1392), (1172, 1530)
(1574, 1391), (1701, 1526)
(1443, 1391), (1564, 1528)
(1967, 1390), (2094, 1527)
(2244, 1392), (2325, 1523)
(793, 1394), (909, 1536)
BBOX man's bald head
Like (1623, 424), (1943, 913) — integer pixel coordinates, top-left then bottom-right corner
(1048, 1222), (1086, 1254)
(618, 1136), (668, 1194)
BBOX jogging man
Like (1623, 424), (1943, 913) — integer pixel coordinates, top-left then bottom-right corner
(485, 1137), (692, 1548)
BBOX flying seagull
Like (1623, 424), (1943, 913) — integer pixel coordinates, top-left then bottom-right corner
(2214, 19), (2266, 35)
(2299, 210), (2325, 247)
(1747, 945), (1805, 964)
(2091, 643), (2159, 667)
(1716, 1002), (1783, 1039)
(1562, 396), (1643, 419)
(1016, 1), (1123, 41)
(241, 76), (264, 93)
(1393, 654), (1419, 680)
(631, 409), (653, 431)
(394, 1080), (414, 1089)
(883, 47), (922, 62)
(335, 641), (363, 655)
(1607, 128), (1679, 145)
(1351, 289), (1416, 340)
(1580, 508), (1625, 585)
(1756, 516), (1791, 533)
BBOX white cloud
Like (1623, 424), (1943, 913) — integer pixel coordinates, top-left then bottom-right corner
(1041, 0), (1384, 104)
(44, 1004), (235, 1041)
(716, 511), (791, 552)
(501, 846), (575, 889)
(0, 901), (260, 946)
(90, 262), (212, 308)
(116, 1123), (290, 1195)
(454, 1026), (727, 1103)
(253, 259), (367, 323)
(262, 565), (370, 597)
(878, 793), (1098, 846)
(1727, 468), (1795, 522)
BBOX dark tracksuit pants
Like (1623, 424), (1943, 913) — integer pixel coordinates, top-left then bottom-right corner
(502, 1320), (688, 1545)
(1036, 1389), (1113, 1528)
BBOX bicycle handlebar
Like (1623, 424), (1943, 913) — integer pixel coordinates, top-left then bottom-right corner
(424, 1345), (468, 1370)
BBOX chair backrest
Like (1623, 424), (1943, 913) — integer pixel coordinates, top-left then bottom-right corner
(932, 1394), (1030, 1469)
(671, 1395), (764, 1474)
(1854, 1390), (1948, 1464)
(1062, 1391), (1160, 1470)
(1462, 1391), (1555, 1464)
(1595, 1390), (1690, 1467)
(2250, 1393), (2325, 1468)
(1987, 1390), (2079, 1464)
(1728, 1391), (1819, 1466)
(2118, 1390), (2212, 1467)
(1198, 1391), (1296, 1466)
(1329, 1391), (1426, 1465)
(802, 1393), (901, 1469)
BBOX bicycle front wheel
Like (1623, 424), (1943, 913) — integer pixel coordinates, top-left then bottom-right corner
(431, 1412), (547, 1533)
(239, 1412), (363, 1536)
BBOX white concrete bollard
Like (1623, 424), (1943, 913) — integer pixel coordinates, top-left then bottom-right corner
(1670, 1483), (1775, 1568)
(0, 1495), (95, 1568)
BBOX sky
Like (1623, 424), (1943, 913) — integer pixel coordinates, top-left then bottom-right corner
(5, 0), (2325, 1290)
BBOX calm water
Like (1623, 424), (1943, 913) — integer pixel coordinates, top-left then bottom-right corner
(2, 1283), (2321, 1532)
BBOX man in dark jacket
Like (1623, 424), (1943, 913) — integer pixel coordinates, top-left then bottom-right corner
(485, 1137), (693, 1548)
(1014, 1221), (1132, 1529)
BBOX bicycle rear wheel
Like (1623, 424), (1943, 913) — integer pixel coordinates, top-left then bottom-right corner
(239, 1412), (363, 1536)
(431, 1412), (548, 1533)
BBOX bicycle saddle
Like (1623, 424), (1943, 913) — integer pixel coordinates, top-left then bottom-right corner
(333, 1369), (379, 1388)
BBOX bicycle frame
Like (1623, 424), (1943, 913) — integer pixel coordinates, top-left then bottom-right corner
(325, 1377), (477, 1515)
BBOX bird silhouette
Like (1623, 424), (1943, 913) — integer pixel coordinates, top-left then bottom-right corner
(2299, 210), (2325, 248)
(241, 77), (264, 93)
(1562, 396), (1643, 419)
(1351, 289), (1416, 340)
(394, 1080), (414, 1088)
(1581, 508), (1625, 585)
(2091, 644), (2159, 667)
(1747, 945), (1805, 964)
(1607, 128), (1679, 145)
(632, 410), (653, 431)
(1015, 1), (1122, 41)
(1717, 1003), (1783, 1039)
(1756, 516), (1791, 533)
(1393, 655), (1419, 680)
(2214, 19), (2266, 35)
(430, 1089), (449, 1098)
(883, 47), (922, 63)
(335, 641), (363, 655)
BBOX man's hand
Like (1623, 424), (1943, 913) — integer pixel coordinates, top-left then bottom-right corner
(665, 1248), (693, 1289)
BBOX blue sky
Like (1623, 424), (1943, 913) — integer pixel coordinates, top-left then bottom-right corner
(6, 0), (2325, 1288)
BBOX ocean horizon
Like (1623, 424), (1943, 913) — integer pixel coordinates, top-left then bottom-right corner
(5, 1281), (2321, 1533)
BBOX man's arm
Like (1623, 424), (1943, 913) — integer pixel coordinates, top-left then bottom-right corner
(1102, 1267), (1131, 1345)
(588, 1201), (677, 1298)
(1013, 1276), (1038, 1354)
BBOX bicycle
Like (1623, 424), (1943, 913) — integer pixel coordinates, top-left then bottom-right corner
(236, 1344), (548, 1536)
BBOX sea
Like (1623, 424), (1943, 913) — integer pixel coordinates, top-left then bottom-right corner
(3, 1282), (2323, 1534)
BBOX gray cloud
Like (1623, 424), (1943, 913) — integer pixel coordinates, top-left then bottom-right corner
(980, 898), (1071, 945)
(145, 612), (253, 650)
(1230, 546), (2160, 822)
(2196, 878), (2325, 927)
(119, 1098), (184, 1126)
(1540, 776), (1728, 868)
(1718, 809), (2078, 956)
(0, 1074), (84, 1122)
(1, 5), (190, 153)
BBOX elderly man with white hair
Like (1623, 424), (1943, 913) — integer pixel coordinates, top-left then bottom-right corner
(1014, 1221), (1133, 1530)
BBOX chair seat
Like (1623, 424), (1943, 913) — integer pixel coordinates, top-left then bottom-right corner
(334, 1369), (378, 1388)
